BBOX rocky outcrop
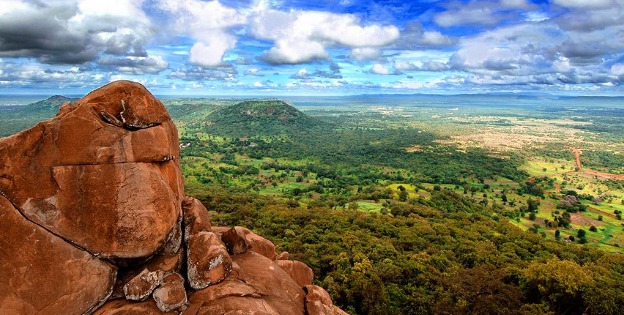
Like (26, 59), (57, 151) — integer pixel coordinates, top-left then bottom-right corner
(0, 80), (183, 259)
(0, 81), (346, 315)
(276, 260), (315, 288)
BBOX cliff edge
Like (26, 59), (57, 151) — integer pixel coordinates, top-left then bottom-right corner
(0, 81), (347, 315)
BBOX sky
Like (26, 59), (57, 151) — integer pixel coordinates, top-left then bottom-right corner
(1, 0), (624, 96)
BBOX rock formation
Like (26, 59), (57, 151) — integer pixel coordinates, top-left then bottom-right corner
(0, 81), (346, 315)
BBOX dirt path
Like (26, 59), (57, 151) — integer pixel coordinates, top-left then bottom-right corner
(582, 169), (624, 180)
(553, 182), (561, 193)
(587, 206), (619, 219)
(565, 146), (624, 180)
(565, 145), (583, 170)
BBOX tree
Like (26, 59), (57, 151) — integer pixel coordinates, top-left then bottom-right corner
(527, 198), (540, 212)
(399, 190), (409, 202)
(522, 258), (593, 313)
(577, 229), (586, 238)
(555, 230), (561, 239)
(529, 212), (537, 220)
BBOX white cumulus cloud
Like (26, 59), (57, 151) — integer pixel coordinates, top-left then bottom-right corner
(157, 0), (246, 68)
(251, 9), (399, 64)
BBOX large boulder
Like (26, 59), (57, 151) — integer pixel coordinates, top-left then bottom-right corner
(213, 226), (277, 260)
(123, 268), (162, 301)
(0, 80), (183, 259)
(182, 197), (212, 239)
(190, 251), (306, 315)
(304, 285), (334, 315)
(276, 260), (314, 288)
(0, 195), (116, 315)
(186, 231), (232, 290)
(153, 273), (188, 312)
(221, 226), (249, 255)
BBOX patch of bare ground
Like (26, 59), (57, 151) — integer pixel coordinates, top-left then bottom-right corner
(571, 212), (605, 226)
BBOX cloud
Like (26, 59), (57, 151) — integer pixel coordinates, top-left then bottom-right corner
(370, 64), (401, 75)
(251, 80), (278, 88)
(393, 61), (420, 71)
(552, 0), (616, 9)
(250, 9), (399, 64)
(350, 48), (382, 61)
(244, 68), (263, 76)
(423, 61), (450, 71)
(235, 57), (253, 65)
(393, 60), (450, 72)
(169, 65), (237, 81)
(259, 40), (329, 64)
(434, 0), (534, 28)
(553, 4), (624, 31)
(289, 64), (342, 79)
(156, 0), (246, 68)
(98, 55), (168, 74)
(290, 68), (310, 79)
(0, 61), (107, 87)
(445, 18), (624, 87)
(612, 63), (624, 76)
(396, 22), (456, 49)
(0, 0), (155, 64)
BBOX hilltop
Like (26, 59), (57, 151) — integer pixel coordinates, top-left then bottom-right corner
(25, 95), (74, 110)
(0, 95), (77, 137)
(205, 99), (325, 137)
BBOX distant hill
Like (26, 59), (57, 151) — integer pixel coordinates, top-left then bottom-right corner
(205, 99), (325, 137)
(25, 95), (73, 111)
(0, 95), (75, 137)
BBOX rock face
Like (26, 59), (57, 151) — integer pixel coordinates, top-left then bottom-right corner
(0, 80), (183, 259)
(0, 195), (115, 315)
(0, 81), (346, 315)
(276, 260), (315, 288)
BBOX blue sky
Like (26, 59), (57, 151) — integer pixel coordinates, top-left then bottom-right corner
(1, 0), (624, 95)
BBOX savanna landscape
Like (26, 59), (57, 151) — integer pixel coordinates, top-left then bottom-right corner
(3, 0), (624, 314)
(3, 93), (624, 314)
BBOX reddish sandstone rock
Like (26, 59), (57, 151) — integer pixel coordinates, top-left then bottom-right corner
(244, 228), (278, 260)
(183, 197), (212, 239)
(276, 251), (290, 260)
(161, 216), (183, 255)
(190, 251), (306, 315)
(221, 226), (249, 255)
(111, 250), (184, 300)
(187, 231), (232, 289)
(304, 285), (334, 315)
(123, 268), (162, 301)
(213, 226), (277, 260)
(0, 196), (116, 315)
(153, 273), (188, 312)
(0, 81), (184, 259)
(93, 299), (177, 315)
(276, 260), (314, 288)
